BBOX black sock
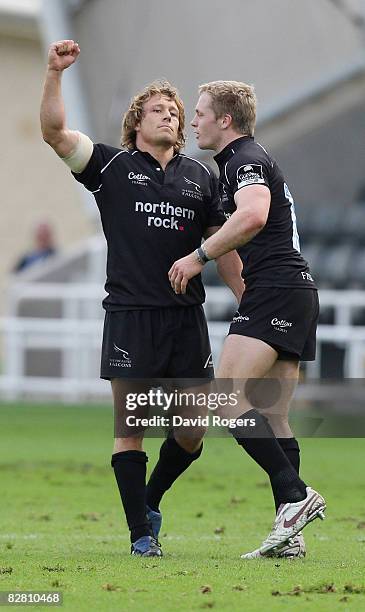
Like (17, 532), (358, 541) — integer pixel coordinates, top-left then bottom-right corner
(146, 437), (203, 512)
(278, 437), (300, 474)
(230, 410), (307, 507)
(111, 450), (151, 543)
(274, 437), (301, 511)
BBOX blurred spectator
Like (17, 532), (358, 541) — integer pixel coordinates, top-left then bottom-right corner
(13, 222), (57, 273)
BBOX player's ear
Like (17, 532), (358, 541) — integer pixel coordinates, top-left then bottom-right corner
(134, 110), (142, 133)
(135, 118), (141, 133)
(220, 114), (233, 130)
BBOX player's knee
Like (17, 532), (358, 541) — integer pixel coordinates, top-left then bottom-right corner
(169, 434), (204, 456)
(113, 437), (144, 453)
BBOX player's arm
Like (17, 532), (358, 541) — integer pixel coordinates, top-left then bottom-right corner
(202, 185), (270, 258)
(204, 226), (245, 303)
(40, 40), (93, 172)
(216, 252), (245, 303)
(169, 185), (269, 294)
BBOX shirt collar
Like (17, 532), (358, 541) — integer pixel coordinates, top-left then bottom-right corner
(131, 147), (179, 168)
(214, 135), (254, 168)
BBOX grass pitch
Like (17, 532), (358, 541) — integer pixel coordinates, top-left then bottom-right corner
(0, 403), (364, 611)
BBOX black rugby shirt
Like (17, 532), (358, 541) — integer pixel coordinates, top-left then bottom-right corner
(214, 136), (316, 289)
(73, 144), (225, 310)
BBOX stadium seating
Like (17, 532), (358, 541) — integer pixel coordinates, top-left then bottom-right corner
(298, 205), (344, 245)
(341, 204), (365, 244)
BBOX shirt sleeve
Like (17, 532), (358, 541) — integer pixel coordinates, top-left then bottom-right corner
(226, 152), (272, 197)
(71, 144), (122, 193)
(205, 172), (226, 227)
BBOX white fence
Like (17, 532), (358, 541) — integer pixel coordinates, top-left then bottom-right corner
(1, 285), (365, 401)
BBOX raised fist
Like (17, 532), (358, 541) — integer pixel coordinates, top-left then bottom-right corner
(48, 40), (80, 71)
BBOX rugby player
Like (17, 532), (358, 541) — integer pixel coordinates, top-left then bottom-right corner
(169, 81), (326, 558)
(40, 44), (244, 558)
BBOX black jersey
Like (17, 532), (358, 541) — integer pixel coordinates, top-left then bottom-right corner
(73, 144), (225, 310)
(214, 136), (316, 289)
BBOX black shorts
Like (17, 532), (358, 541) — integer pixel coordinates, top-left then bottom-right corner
(101, 305), (214, 380)
(228, 287), (319, 361)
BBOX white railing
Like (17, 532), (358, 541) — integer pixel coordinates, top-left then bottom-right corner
(1, 285), (365, 401)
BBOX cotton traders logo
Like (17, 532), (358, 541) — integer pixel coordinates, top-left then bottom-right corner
(182, 177), (203, 200)
(109, 344), (132, 368)
(271, 318), (293, 334)
(128, 171), (150, 186)
(237, 164), (265, 189)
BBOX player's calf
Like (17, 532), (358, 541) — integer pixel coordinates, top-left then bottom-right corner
(146, 436), (203, 512)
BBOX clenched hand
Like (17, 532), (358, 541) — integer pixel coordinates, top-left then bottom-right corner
(168, 253), (203, 294)
(48, 40), (80, 72)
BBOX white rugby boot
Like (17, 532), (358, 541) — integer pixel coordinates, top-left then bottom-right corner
(241, 487), (325, 559)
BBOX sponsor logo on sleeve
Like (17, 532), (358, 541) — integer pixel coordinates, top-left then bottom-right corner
(236, 164), (265, 189)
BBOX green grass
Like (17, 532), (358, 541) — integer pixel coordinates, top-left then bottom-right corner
(0, 403), (364, 611)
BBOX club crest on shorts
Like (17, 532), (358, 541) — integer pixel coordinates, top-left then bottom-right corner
(110, 343), (132, 367)
(236, 164), (264, 189)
